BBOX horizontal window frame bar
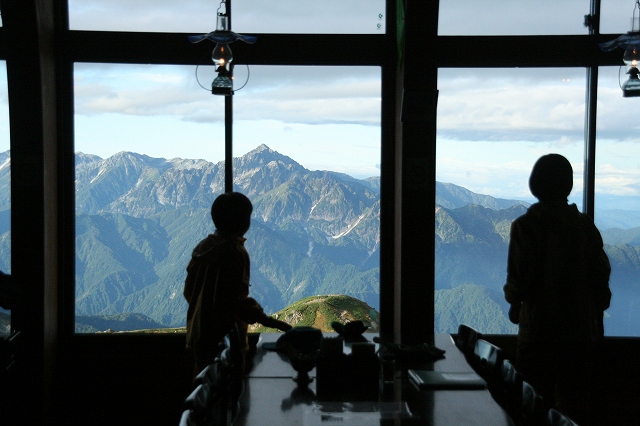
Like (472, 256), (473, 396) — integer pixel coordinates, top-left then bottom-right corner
(61, 31), (626, 68)
(435, 34), (625, 68)
(64, 31), (392, 66)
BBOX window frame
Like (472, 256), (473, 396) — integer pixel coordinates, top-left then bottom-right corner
(59, 16), (398, 341)
(2, 1), (632, 347)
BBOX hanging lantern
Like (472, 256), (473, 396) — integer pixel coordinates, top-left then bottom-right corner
(599, 0), (640, 97)
(189, 0), (257, 96)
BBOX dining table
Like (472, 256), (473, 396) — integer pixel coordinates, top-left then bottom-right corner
(233, 333), (515, 425)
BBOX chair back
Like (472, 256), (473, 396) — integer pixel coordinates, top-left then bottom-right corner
(473, 338), (505, 382)
(547, 408), (579, 426)
(522, 381), (548, 426)
(497, 359), (523, 417)
(178, 409), (195, 426)
(455, 324), (481, 354)
(183, 383), (223, 425)
(184, 383), (213, 412)
(184, 326), (245, 426)
(194, 362), (219, 387)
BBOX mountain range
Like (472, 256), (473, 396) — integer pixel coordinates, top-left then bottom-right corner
(0, 145), (639, 335)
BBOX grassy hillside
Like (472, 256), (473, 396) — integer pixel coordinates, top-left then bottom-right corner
(250, 294), (380, 333)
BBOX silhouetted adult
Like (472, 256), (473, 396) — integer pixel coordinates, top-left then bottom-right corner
(504, 154), (611, 424)
(184, 192), (291, 376)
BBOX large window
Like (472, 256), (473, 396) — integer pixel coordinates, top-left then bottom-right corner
(436, 64), (640, 337)
(73, 63), (381, 332)
(0, 61), (10, 336)
(595, 66), (640, 337)
(435, 67), (586, 334)
(62, 1), (639, 338)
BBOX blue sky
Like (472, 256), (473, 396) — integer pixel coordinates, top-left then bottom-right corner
(1, 0), (639, 209)
(69, 61), (639, 209)
(72, 63), (383, 178)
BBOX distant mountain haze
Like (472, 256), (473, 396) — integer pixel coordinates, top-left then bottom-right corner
(0, 145), (638, 335)
(73, 145), (381, 327)
(73, 294), (380, 334)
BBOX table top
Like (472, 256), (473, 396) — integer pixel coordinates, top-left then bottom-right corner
(248, 331), (363, 379)
(248, 333), (467, 377)
(234, 333), (514, 426)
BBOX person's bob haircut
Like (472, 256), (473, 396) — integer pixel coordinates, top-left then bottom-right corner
(529, 154), (573, 201)
(211, 192), (253, 234)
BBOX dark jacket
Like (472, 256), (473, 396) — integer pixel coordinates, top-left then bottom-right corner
(184, 232), (269, 362)
(504, 201), (611, 343)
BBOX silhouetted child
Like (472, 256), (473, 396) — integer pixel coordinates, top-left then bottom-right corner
(184, 192), (291, 375)
(504, 154), (611, 425)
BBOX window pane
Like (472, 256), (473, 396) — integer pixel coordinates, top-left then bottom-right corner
(438, 0), (588, 35)
(436, 68), (586, 334)
(234, 0), (386, 34)
(233, 66), (381, 318)
(69, 0), (386, 34)
(601, 0), (640, 34)
(595, 66), (640, 337)
(74, 63), (380, 332)
(74, 63), (222, 333)
(0, 62), (10, 336)
(69, 0), (212, 32)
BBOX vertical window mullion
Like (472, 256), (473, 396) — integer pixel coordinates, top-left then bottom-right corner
(584, 65), (598, 219)
(225, 95), (233, 192)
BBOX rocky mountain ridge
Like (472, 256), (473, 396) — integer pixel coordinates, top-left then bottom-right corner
(0, 146), (639, 334)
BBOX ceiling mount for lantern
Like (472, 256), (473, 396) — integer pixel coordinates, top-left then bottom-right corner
(189, 0), (257, 96)
(599, 0), (640, 97)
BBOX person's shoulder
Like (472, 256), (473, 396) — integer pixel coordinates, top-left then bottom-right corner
(562, 204), (599, 228)
(229, 237), (249, 256)
(512, 205), (538, 225)
(510, 205), (550, 237)
(572, 205), (594, 222)
(214, 235), (248, 257)
(571, 206), (604, 239)
(191, 234), (219, 256)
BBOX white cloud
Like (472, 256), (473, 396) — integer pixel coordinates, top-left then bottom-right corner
(69, 0), (632, 36)
(74, 63), (381, 126)
(68, 0), (386, 34)
(8, 2), (639, 198)
(72, 63), (382, 177)
(436, 138), (588, 200)
(437, 68), (587, 140)
(437, 66), (640, 153)
(70, 60), (640, 196)
(438, 0), (633, 35)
